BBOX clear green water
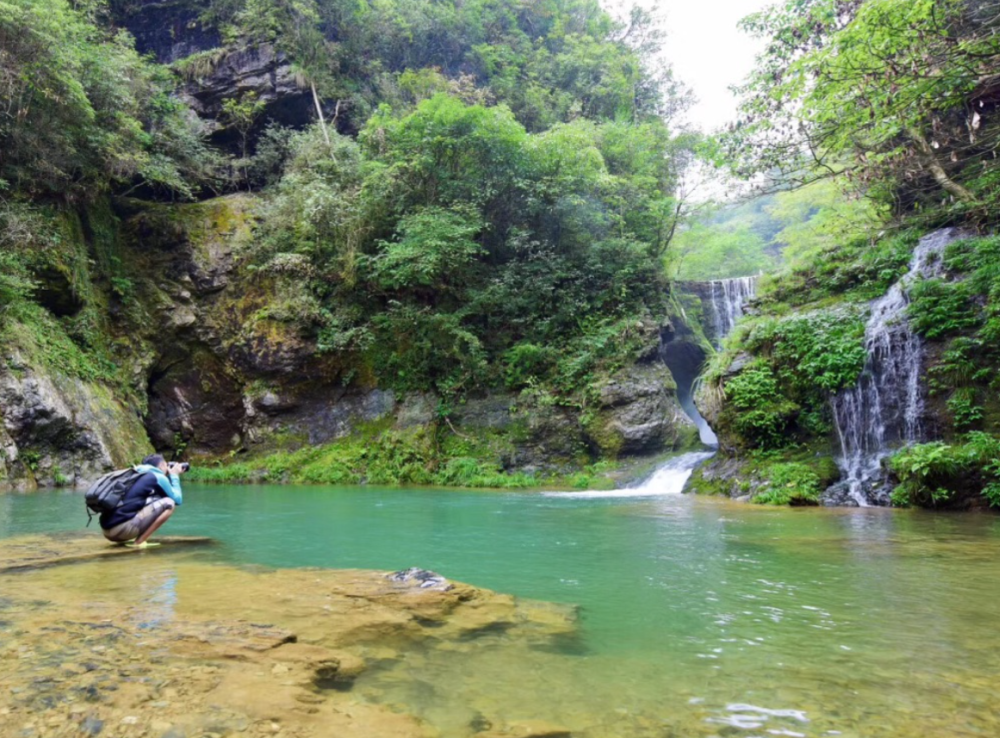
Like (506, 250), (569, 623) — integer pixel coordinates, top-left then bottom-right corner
(4, 481), (1000, 736)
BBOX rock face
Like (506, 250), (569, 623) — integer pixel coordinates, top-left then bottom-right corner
(116, 3), (318, 146)
(177, 45), (315, 143)
(114, 195), (697, 471)
(0, 193), (696, 488)
(589, 362), (695, 456)
(118, 0), (222, 64)
(0, 355), (150, 488)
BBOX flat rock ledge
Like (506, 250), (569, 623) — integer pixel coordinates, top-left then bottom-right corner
(0, 533), (214, 573)
(0, 534), (579, 738)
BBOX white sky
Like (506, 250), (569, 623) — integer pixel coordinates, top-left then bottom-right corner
(615, 0), (776, 131)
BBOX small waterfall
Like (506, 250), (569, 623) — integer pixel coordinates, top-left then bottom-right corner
(665, 277), (757, 446)
(829, 229), (958, 506)
(544, 452), (715, 498)
(708, 277), (757, 348)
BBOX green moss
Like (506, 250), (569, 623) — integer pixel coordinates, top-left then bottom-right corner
(2, 304), (116, 384)
(582, 412), (625, 458)
(688, 447), (839, 506)
(189, 418), (624, 490)
(685, 468), (730, 497)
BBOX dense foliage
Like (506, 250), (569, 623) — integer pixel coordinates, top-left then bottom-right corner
(704, 308), (867, 450)
(890, 432), (1000, 507)
(248, 95), (685, 400)
(189, 0), (687, 133)
(0, 0), (694, 410)
(907, 235), (1000, 435)
(0, 0), (213, 197)
(724, 0), (1000, 223)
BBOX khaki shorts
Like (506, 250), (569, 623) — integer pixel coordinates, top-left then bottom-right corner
(103, 497), (175, 543)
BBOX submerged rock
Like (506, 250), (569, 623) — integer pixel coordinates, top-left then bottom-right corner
(474, 720), (573, 738)
(0, 534), (580, 738)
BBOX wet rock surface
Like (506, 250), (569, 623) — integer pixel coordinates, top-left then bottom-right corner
(177, 46), (314, 142)
(590, 363), (694, 456)
(0, 534), (579, 738)
(0, 357), (150, 488)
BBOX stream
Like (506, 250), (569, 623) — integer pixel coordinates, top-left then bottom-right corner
(4, 478), (1000, 737)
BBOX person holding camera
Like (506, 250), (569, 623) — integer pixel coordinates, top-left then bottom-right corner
(100, 454), (188, 548)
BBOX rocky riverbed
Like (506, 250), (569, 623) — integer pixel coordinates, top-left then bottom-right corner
(0, 535), (577, 738)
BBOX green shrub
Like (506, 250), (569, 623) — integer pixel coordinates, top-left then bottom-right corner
(889, 434), (1000, 507)
(753, 462), (822, 506)
(723, 363), (799, 449)
(907, 279), (977, 339)
(503, 343), (557, 389)
(750, 309), (867, 392)
(947, 388), (984, 430)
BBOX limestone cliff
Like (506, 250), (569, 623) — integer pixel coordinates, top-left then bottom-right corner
(0, 194), (696, 488)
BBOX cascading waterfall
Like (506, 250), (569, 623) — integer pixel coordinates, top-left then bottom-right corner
(708, 277), (757, 348)
(641, 276), (758, 493)
(663, 276), (759, 449)
(829, 229), (960, 506)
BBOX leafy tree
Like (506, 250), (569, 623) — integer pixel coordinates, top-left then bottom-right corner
(196, 0), (690, 135)
(0, 0), (211, 197)
(724, 0), (1000, 219)
(367, 206), (483, 298)
(249, 88), (684, 397)
(670, 178), (885, 280)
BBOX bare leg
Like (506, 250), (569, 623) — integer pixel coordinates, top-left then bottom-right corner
(135, 507), (173, 545)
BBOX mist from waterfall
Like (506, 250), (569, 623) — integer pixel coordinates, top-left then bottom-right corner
(829, 229), (959, 506)
(707, 277), (757, 349)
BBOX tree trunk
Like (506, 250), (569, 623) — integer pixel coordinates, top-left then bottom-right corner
(908, 127), (978, 203)
(311, 81), (331, 147)
(654, 199), (684, 258)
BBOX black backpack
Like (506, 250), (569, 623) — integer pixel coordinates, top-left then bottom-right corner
(84, 467), (143, 525)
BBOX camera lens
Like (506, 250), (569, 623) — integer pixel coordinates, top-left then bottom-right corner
(180, 462), (190, 472)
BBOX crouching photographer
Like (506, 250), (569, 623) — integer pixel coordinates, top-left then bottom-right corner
(99, 454), (189, 549)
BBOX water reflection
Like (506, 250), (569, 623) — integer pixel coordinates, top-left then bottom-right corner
(129, 569), (178, 631)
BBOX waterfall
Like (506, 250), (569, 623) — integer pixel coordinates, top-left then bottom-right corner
(664, 276), (758, 447)
(708, 277), (757, 348)
(828, 229), (959, 506)
(544, 451), (716, 498)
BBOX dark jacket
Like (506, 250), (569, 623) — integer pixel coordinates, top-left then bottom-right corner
(99, 473), (170, 529)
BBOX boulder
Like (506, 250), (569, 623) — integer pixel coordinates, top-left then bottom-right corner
(587, 363), (694, 456)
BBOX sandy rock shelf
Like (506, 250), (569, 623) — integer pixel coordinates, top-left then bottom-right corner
(0, 534), (579, 738)
(0, 534), (215, 573)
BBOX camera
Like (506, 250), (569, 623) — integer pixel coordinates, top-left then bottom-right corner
(170, 462), (191, 472)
